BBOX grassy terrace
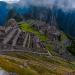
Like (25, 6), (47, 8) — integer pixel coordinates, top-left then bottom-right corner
(19, 23), (48, 42)
(0, 22), (74, 75)
(19, 22), (53, 52)
(0, 52), (75, 75)
(0, 54), (39, 75)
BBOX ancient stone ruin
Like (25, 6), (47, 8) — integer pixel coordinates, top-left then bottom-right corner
(30, 20), (61, 41)
(0, 19), (51, 56)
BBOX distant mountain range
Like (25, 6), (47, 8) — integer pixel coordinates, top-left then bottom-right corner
(0, 1), (75, 37)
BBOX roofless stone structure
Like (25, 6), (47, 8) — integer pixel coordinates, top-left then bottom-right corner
(0, 19), (52, 57)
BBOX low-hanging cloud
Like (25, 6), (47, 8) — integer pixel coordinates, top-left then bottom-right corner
(0, 0), (75, 10)
(17, 0), (75, 11)
(0, 0), (20, 3)
(1, 0), (75, 11)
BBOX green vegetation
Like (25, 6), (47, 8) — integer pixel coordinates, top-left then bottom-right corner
(0, 21), (74, 75)
(0, 55), (39, 75)
(0, 52), (75, 75)
(61, 32), (68, 41)
(19, 23), (48, 42)
(19, 22), (53, 52)
(45, 44), (53, 52)
(64, 34), (75, 55)
(67, 40), (75, 55)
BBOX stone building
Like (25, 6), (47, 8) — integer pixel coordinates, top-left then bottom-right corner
(31, 20), (48, 35)
(5, 18), (19, 33)
(6, 18), (17, 27)
(47, 25), (61, 41)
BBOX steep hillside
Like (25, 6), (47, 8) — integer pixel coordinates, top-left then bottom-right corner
(0, 52), (75, 75)
(0, 20), (75, 75)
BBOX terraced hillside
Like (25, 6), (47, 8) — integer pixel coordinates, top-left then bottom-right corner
(0, 19), (75, 75)
(0, 52), (75, 75)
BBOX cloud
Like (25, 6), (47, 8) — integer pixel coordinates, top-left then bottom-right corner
(0, 0), (20, 3)
(1, 0), (75, 11)
(17, 0), (75, 11)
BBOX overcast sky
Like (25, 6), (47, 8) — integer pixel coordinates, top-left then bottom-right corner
(0, 0), (75, 11)
(0, 0), (20, 3)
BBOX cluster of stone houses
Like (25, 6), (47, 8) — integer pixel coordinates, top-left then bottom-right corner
(47, 25), (61, 41)
(30, 20), (61, 42)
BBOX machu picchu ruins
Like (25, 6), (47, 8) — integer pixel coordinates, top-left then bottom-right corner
(0, 18), (74, 60)
(0, 19), (52, 57)
(0, 1), (75, 75)
(0, 16), (75, 75)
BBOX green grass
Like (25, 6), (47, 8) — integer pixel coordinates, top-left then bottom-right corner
(61, 32), (68, 41)
(19, 22), (53, 52)
(4, 21), (74, 75)
(19, 23), (48, 42)
(0, 21), (74, 75)
(0, 55), (39, 75)
(0, 53), (75, 75)
(45, 44), (53, 52)
(19, 22), (69, 52)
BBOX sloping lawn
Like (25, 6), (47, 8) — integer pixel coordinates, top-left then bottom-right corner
(0, 53), (75, 75)
(19, 23), (48, 42)
(0, 55), (39, 75)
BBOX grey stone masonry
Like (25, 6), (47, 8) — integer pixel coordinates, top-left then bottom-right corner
(23, 33), (29, 47)
(12, 29), (21, 46)
(3, 28), (18, 44)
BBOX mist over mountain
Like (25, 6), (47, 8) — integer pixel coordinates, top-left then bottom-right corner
(0, 0), (75, 37)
